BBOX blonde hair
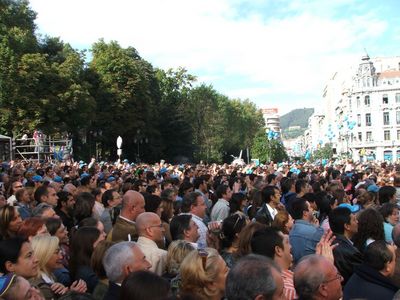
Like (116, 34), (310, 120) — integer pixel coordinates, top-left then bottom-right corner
(31, 235), (59, 279)
(180, 248), (222, 299)
(166, 240), (195, 275)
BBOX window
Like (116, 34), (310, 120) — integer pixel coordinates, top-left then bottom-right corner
(397, 130), (400, 140)
(358, 132), (362, 141)
(396, 93), (400, 103)
(384, 130), (391, 141)
(397, 111), (400, 124)
(383, 112), (390, 125)
(366, 113), (371, 126)
(357, 114), (361, 127)
(366, 131), (372, 141)
(365, 95), (370, 106)
(383, 94), (389, 104)
(357, 97), (360, 107)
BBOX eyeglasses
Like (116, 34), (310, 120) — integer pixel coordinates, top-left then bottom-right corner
(148, 223), (163, 229)
(322, 272), (343, 284)
(198, 249), (209, 270)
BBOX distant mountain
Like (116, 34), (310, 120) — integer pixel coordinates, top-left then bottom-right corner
(280, 108), (314, 139)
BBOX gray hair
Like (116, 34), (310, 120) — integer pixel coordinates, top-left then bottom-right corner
(32, 203), (52, 217)
(294, 255), (326, 299)
(225, 254), (279, 300)
(103, 241), (136, 283)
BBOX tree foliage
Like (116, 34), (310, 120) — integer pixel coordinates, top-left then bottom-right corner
(0, 1), (267, 163)
(252, 130), (289, 163)
(312, 143), (333, 160)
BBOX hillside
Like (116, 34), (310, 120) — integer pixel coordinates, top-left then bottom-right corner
(280, 108), (314, 139)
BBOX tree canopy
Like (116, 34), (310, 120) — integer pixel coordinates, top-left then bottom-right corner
(0, 0), (279, 163)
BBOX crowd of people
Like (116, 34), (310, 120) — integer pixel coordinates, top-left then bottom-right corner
(0, 158), (400, 299)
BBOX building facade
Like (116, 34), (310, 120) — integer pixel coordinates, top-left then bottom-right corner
(310, 55), (400, 162)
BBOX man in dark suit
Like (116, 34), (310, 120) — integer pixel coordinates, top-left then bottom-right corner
(254, 185), (281, 225)
(329, 206), (363, 285)
(102, 241), (151, 300)
(108, 190), (145, 242)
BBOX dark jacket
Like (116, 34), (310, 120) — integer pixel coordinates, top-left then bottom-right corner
(343, 264), (399, 300)
(332, 234), (363, 285)
(254, 203), (273, 226)
(75, 265), (99, 293)
(282, 191), (296, 211)
(103, 281), (120, 300)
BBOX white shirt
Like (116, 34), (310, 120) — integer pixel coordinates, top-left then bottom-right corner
(266, 203), (278, 220)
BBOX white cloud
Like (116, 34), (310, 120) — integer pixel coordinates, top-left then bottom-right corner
(29, 0), (392, 113)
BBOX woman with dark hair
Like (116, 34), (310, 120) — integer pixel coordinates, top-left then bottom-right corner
(220, 213), (247, 268)
(120, 271), (170, 300)
(69, 227), (104, 293)
(353, 208), (385, 253)
(229, 193), (248, 216)
(379, 203), (399, 243)
(0, 237), (39, 279)
(160, 189), (176, 247)
(316, 194), (337, 231)
(0, 204), (23, 240)
(99, 189), (121, 233)
(73, 192), (95, 225)
(246, 190), (263, 221)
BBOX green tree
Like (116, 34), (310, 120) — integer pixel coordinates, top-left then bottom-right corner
(156, 67), (196, 162)
(312, 143), (333, 160)
(89, 40), (161, 161)
(251, 130), (288, 163)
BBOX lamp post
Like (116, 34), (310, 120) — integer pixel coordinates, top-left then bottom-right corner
(116, 136), (122, 162)
(134, 129), (148, 163)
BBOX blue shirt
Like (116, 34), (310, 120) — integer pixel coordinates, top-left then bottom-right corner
(289, 219), (324, 264)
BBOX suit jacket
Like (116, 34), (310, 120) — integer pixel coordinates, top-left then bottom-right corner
(137, 236), (167, 276)
(344, 264), (398, 300)
(332, 234), (363, 285)
(107, 216), (137, 242)
(103, 281), (120, 300)
(254, 203), (274, 225)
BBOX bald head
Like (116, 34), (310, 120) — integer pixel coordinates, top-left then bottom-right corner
(136, 212), (165, 243)
(121, 190), (145, 221)
(294, 255), (342, 300)
(136, 212), (160, 232)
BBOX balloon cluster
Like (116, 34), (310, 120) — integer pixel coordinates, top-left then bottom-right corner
(266, 129), (280, 140)
(304, 150), (311, 160)
(326, 124), (335, 141)
(343, 115), (356, 130)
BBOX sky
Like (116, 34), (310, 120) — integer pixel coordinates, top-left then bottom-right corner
(28, 0), (400, 115)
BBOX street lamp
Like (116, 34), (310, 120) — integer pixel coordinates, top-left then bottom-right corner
(116, 136), (122, 162)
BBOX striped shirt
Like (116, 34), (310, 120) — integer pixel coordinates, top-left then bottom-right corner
(282, 269), (297, 300)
